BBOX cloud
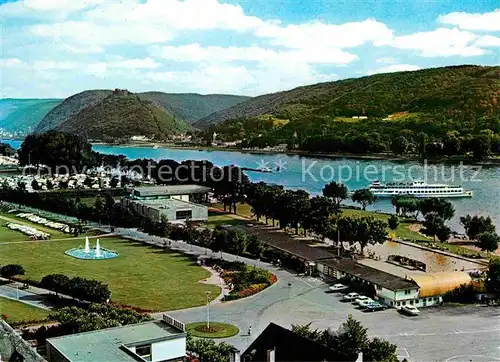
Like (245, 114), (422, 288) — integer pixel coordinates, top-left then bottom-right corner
(380, 27), (485, 57)
(143, 63), (336, 96)
(153, 43), (358, 65)
(255, 18), (393, 49)
(438, 9), (500, 31)
(475, 35), (500, 47)
(367, 64), (421, 75)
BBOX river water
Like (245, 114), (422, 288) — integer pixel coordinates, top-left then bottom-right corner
(3, 140), (499, 231)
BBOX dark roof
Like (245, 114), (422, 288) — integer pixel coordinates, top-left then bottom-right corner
(242, 323), (344, 362)
(231, 224), (336, 262)
(319, 258), (418, 291)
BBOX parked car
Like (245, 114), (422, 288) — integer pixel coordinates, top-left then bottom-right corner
(401, 305), (420, 316)
(353, 296), (371, 305)
(365, 302), (387, 312)
(328, 283), (349, 292)
(357, 298), (375, 308)
(342, 292), (360, 302)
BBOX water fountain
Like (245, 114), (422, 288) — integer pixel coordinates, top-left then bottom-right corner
(95, 239), (102, 258)
(65, 238), (118, 260)
(84, 236), (90, 253)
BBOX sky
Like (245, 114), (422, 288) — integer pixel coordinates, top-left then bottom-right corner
(0, 0), (499, 98)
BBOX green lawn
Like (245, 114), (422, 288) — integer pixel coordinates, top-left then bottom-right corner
(0, 212), (68, 240)
(0, 237), (220, 311)
(341, 208), (429, 241)
(0, 222), (33, 242)
(186, 322), (240, 338)
(0, 297), (49, 323)
(206, 214), (247, 229)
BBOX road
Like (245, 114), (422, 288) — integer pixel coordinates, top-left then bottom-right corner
(100, 226), (500, 362)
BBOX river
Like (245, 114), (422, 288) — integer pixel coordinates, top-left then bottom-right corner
(3, 140), (499, 231)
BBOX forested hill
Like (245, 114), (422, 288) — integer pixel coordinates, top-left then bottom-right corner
(56, 90), (192, 140)
(35, 90), (249, 133)
(0, 98), (62, 134)
(35, 90), (113, 133)
(195, 65), (500, 128)
(138, 92), (249, 123)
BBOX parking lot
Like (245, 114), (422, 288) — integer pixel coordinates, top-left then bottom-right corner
(169, 271), (500, 362)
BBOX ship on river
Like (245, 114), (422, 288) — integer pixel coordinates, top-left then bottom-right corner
(368, 180), (473, 198)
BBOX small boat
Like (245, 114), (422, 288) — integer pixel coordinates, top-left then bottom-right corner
(368, 180), (473, 198)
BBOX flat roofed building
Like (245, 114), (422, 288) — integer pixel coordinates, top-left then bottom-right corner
(47, 316), (187, 362)
(122, 184), (210, 222)
(128, 185), (211, 202)
(122, 197), (208, 222)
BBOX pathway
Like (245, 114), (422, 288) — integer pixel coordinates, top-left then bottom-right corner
(0, 284), (53, 311)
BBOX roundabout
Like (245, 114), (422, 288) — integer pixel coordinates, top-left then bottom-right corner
(186, 322), (239, 338)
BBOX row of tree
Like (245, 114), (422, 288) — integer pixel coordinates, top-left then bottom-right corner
(245, 182), (388, 253)
(40, 273), (111, 303)
(299, 130), (500, 159)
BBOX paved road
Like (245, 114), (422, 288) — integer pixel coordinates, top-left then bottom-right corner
(100, 226), (500, 362)
(0, 284), (52, 310)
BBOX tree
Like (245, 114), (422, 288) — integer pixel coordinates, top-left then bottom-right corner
(419, 198), (455, 221)
(322, 182), (348, 210)
(390, 136), (409, 155)
(363, 337), (398, 362)
(486, 260), (500, 295)
(470, 134), (491, 159)
(460, 215), (496, 240)
(18, 131), (96, 171)
(246, 235), (265, 259)
(331, 315), (369, 359)
(421, 212), (450, 242)
(303, 196), (337, 236)
(388, 215), (399, 230)
(186, 335), (233, 362)
(110, 176), (119, 188)
(351, 189), (376, 210)
(40, 274), (70, 296)
(291, 323), (323, 343)
(0, 264), (25, 279)
(475, 232), (500, 253)
(31, 179), (41, 191)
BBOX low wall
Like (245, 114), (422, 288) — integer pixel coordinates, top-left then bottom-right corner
(0, 319), (45, 362)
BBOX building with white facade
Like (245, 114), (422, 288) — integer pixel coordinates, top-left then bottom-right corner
(317, 259), (473, 309)
(46, 315), (187, 362)
(121, 185), (211, 222)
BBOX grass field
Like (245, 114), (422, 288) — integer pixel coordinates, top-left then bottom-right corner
(0, 237), (220, 311)
(0, 212), (68, 240)
(0, 297), (49, 323)
(186, 322), (239, 338)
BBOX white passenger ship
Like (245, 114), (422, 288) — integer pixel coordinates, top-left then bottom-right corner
(368, 180), (473, 198)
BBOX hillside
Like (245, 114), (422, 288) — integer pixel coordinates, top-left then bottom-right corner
(138, 92), (249, 123)
(0, 99), (62, 134)
(57, 90), (192, 140)
(35, 90), (249, 133)
(35, 90), (113, 133)
(195, 65), (500, 128)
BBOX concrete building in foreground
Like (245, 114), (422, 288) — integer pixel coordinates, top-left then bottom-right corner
(121, 185), (211, 222)
(46, 315), (187, 362)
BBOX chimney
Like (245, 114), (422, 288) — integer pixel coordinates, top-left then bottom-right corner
(229, 348), (240, 362)
(266, 348), (275, 362)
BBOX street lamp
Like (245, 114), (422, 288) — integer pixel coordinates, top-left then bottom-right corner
(205, 291), (211, 329)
